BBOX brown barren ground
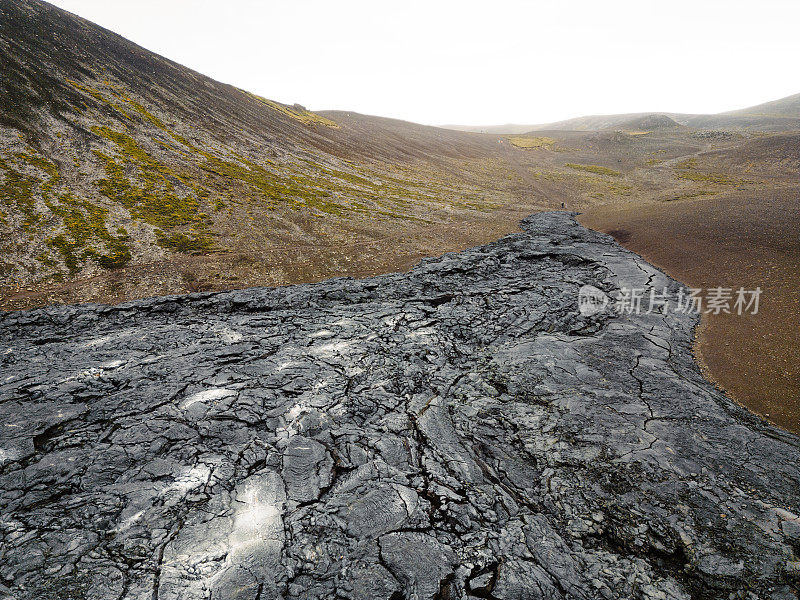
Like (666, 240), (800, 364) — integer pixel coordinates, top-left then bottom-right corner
(579, 188), (800, 433)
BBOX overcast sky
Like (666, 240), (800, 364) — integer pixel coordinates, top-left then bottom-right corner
(47, 0), (800, 126)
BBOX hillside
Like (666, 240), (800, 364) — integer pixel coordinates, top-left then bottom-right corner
(0, 0), (553, 308)
(3, 0), (800, 312)
(725, 91), (800, 118)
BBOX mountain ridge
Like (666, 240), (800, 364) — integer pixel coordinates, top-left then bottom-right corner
(724, 91), (800, 118)
(443, 91), (800, 133)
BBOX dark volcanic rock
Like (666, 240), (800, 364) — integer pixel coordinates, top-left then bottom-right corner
(0, 212), (798, 600)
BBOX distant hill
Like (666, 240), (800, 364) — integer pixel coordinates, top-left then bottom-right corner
(444, 94), (800, 134)
(442, 123), (542, 135)
(535, 113), (690, 132)
(724, 92), (800, 118)
(444, 112), (689, 133)
(617, 114), (681, 131)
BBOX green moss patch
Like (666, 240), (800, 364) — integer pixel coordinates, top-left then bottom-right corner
(0, 157), (39, 230)
(92, 126), (208, 228)
(155, 231), (214, 253)
(244, 92), (338, 128)
(674, 158), (754, 185)
(565, 163), (622, 177)
(508, 136), (555, 150)
(45, 193), (132, 272)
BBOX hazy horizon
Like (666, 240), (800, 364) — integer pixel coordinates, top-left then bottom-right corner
(44, 0), (800, 126)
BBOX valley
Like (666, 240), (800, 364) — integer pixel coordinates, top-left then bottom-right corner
(2, 1), (800, 597)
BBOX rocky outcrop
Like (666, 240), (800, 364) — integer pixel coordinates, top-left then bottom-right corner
(1, 212), (798, 600)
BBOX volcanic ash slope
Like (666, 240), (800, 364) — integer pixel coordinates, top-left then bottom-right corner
(1, 212), (799, 600)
